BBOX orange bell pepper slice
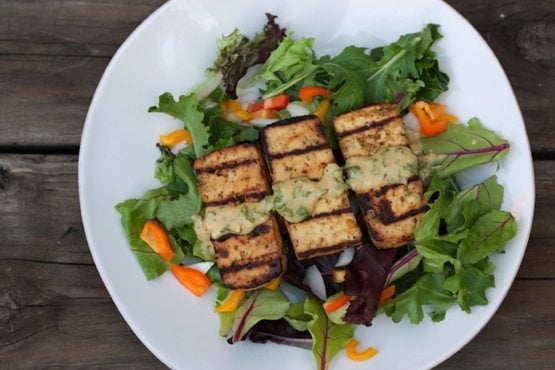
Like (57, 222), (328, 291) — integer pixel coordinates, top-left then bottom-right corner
(323, 293), (351, 315)
(250, 109), (280, 119)
(315, 98), (331, 122)
(410, 101), (459, 137)
(264, 277), (281, 291)
(170, 265), (211, 297)
(215, 290), (246, 312)
(346, 339), (378, 362)
(379, 285), (396, 305)
(227, 100), (253, 122)
(140, 220), (174, 262)
(248, 95), (290, 112)
(159, 129), (192, 148)
(299, 86), (331, 105)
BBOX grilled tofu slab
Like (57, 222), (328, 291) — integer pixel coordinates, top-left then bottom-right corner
(194, 143), (271, 207)
(262, 115), (362, 260)
(194, 143), (283, 289)
(334, 104), (428, 249)
(212, 218), (283, 289)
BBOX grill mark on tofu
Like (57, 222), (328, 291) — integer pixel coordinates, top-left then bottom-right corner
(336, 115), (401, 138)
(305, 207), (352, 221)
(266, 143), (329, 160)
(374, 202), (429, 225)
(296, 240), (359, 260)
(214, 223), (271, 243)
(203, 191), (269, 207)
(217, 255), (281, 275)
(262, 114), (318, 129)
(372, 175), (421, 198)
(194, 158), (257, 174)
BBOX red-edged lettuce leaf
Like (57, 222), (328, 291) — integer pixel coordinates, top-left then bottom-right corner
(304, 297), (355, 370)
(230, 289), (289, 343)
(343, 245), (396, 326)
(420, 118), (510, 178)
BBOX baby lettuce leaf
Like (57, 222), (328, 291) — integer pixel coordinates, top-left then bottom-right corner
(215, 285), (235, 337)
(154, 146), (175, 184)
(420, 118), (510, 178)
(155, 152), (201, 229)
(365, 23), (448, 110)
(149, 93), (210, 158)
(343, 246), (396, 326)
(304, 297), (355, 370)
(254, 34), (320, 99)
(230, 289), (290, 343)
(115, 188), (172, 280)
(208, 13), (286, 99)
(249, 319), (312, 350)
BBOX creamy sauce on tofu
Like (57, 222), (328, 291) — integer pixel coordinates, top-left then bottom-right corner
(345, 146), (418, 191)
(272, 163), (347, 223)
(199, 198), (273, 240)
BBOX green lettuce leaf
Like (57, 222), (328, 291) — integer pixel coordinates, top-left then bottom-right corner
(155, 152), (201, 229)
(149, 93), (210, 158)
(231, 289), (290, 343)
(420, 118), (510, 178)
(154, 146), (175, 184)
(304, 297), (355, 370)
(384, 175), (517, 323)
(254, 34), (320, 98)
(115, 188), (172, 280)
(215, 285), (235, 337)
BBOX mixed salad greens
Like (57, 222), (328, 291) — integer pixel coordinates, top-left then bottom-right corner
(116, 14), (517, 370)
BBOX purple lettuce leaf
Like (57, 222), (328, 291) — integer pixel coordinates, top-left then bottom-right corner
(249, 319), (312, 350)
(343, 245), (396, 326)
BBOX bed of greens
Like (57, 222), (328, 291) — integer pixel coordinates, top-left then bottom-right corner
(116, 14), (517, 370)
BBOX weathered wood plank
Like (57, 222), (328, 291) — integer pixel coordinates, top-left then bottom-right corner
(0, 0), (553, 152)
(0, 56), (107, 148)
(0, 0), (164, 57)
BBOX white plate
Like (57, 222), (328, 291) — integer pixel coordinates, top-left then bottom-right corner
(79, 0), (535, 369)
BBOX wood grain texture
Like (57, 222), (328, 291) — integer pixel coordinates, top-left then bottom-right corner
(0, 155), (552, 368)
(0, 0), (553, 151)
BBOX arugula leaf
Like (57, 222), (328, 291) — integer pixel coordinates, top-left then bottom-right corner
(319, 46), (372, 115)
(304, 297), (355, 370)
(254, 34), (320, 99)
(149, 93), (210, 158)
(156, 152), (201, 229)
(231, 289), (290, 343)
(365, 24), (448, 110)
(420, 118), (510, 178)
(209, 13), (286, 99)
(115, 188), (171, 279)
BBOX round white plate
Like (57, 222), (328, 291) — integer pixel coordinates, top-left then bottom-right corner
(79, 0), (535, 369)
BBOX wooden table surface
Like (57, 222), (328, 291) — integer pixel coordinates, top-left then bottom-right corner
(0, 0), (553, 368)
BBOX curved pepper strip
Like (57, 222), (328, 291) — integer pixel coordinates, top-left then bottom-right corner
(346, 339), (378, 362)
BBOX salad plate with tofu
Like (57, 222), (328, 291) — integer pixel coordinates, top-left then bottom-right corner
(79, 1), (534, 369)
